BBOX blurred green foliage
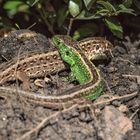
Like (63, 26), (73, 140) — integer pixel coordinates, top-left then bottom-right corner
(0, 0), (139, 39)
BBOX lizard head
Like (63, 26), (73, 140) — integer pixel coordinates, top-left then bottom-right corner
(52, 35), (80, 66)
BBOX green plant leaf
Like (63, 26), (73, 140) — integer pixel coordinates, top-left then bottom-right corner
(96, 9), (110, 16)
(3, 1), (23, 10)
(117, 4), (136, 15)
(83, 0), (96, 10)
(3, 1), (29, 16)
(73, 23), (98, 40)
(122, 0), (133, 8)
(97, 0), (116, 12)
(105, 18), (123, 39)
(69, 0), (82, 17)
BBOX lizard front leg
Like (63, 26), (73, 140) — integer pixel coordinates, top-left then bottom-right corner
(15, 71), (30, 91)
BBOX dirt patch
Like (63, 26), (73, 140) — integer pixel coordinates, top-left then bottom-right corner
(0, 31), (139, 140)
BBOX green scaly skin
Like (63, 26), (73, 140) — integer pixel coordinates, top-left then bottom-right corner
(52, 35), (104, 100)
(52, 36), (91, 84)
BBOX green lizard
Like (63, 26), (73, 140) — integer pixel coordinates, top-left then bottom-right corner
(52, 35), (104, 99)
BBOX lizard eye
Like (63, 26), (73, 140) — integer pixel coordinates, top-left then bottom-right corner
(57, 40), (61, 45)
(65, 51), (70, 56)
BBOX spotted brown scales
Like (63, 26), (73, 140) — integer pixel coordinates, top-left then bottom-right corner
(79, 37), (112, 60)
(0, 30), (113, 91)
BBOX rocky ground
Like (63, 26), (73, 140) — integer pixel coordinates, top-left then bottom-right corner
(0, 30), (139, 140)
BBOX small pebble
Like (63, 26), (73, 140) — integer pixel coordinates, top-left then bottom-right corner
(107, 67), (118, 73)
(118, 104), (129, 113)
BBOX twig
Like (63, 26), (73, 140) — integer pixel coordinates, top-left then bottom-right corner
(27, 22), (37, 30)
(117, 58), (134, 65)
(103, 78), (113, 95)
(67, 18), (74, 36)
(1, 55), (9, 62)
(93, 91), (138, 106)
(130, 109), (139, 120)
(122, 74), (140, 78)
